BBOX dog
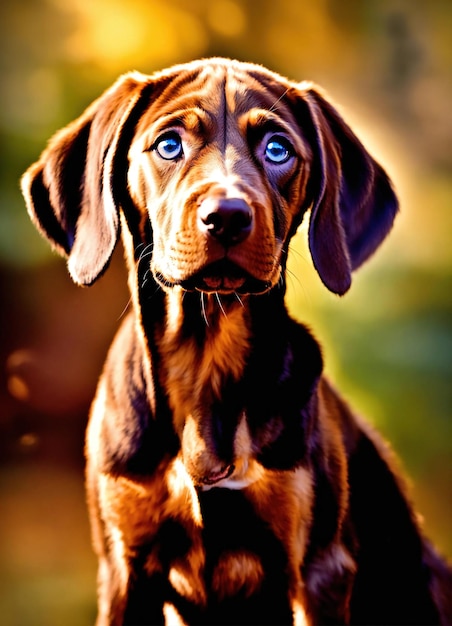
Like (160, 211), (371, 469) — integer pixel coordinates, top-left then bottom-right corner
(21, 58), (451, 625)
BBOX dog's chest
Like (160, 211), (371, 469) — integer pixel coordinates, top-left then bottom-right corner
(101, 458), (312, 623)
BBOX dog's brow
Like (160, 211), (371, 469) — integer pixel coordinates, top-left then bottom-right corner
(149, 107), (213, 135)
(245, 108), (293, 135)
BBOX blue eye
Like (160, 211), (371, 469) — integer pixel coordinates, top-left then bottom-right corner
(155, 133), (183, 160)
(265, 137), (292, 164)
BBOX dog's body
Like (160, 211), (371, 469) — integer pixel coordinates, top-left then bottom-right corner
(22, 58), (451, 625)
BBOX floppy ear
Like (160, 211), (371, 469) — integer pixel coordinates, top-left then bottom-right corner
(294, 84), (398, 295)
(21, 72), (152, 285)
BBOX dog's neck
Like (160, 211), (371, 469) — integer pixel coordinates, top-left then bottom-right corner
(156, 288), (252, 433)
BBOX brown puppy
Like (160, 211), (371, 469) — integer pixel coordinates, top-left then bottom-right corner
(22, 58), (451, 626)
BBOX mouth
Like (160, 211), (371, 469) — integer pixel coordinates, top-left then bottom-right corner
(176, 260), (272, 295)
(200, 459), (265, 491)
(201, 463), (235, 487)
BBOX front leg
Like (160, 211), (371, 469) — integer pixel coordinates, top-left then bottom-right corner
(89, 458), (207, 626)
(94, 552), (129, 626)
(86, 466), (132, 626)
(93, 527), (175, 626)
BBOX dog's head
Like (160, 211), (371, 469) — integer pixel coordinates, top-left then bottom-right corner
(21, 58), (397, 297)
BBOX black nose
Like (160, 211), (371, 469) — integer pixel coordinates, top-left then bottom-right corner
(198, 197), (252, 246)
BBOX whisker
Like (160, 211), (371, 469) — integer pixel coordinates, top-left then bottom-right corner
(285, 265), (312, 306)
(287, 244), (308, 262)
(200, 292), (209, 327)
(117, 296), (132, 321)
(136, 243), (154, 264)
(285, 267), (302, 290)
(141, 268), (151, 288)
(149, 283), (162, 299)
(234, 292), (244, 308)
(135, 242), (146, 253)
(215, 292), (227, 317)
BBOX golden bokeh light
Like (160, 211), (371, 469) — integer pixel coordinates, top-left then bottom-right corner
(206, 0), (247, 38)
(50, 0), (208, 70)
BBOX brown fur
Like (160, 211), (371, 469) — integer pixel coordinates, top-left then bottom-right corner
(22, 58), (451, 625)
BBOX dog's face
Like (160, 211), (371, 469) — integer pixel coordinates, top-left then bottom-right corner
(127, 64), (312, 295)
(21, 58), (398, 300)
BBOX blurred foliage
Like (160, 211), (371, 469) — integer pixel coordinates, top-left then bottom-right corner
(0, 0), (451, 624)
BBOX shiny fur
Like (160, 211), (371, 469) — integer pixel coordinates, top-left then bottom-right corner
(22, 58), (451, 625)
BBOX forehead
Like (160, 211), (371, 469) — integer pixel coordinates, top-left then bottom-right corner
(136, 61), (295, 132)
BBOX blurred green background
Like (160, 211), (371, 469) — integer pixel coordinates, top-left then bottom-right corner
(0, 0), (451, 624)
